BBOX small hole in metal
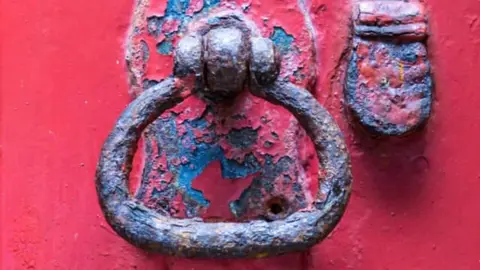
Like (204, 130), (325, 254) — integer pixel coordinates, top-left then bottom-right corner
(266, 197), (288, 219)
(269, 203), (283, 214)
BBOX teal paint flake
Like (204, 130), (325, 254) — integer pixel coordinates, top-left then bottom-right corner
(161, 116), (261, 206)
(156, 40), (173, 55)
(270, 26), (295, 55)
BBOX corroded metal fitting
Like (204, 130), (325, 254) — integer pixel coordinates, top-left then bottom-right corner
(346, 1), (432, 136)
(96, 12), (352, 258)
(174, 24), (280, 99)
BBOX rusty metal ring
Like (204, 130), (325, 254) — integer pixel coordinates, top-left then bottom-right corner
(95, 76), (352, 258)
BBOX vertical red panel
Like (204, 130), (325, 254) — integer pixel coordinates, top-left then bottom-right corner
(2, 0), (480, 269)
(1, 0), (168, 268)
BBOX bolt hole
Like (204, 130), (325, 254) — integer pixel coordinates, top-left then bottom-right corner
(265, 197), (288, 220)
(269, 202), (283, 215)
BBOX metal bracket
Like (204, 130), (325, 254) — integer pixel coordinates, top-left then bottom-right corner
(345, 1), (433, 136)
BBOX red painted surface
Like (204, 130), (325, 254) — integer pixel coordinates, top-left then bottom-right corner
(124, 0), (321, 221)
(122, 0), (324, 223)
(2, 0), (480, 269)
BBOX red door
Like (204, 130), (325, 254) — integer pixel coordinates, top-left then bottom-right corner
(2, 0), (480, 269)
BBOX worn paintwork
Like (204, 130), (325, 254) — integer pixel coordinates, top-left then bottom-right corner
(95, 79), (352, 258)
(125, 0), (320, 222)
(345, 1), (432, 136)
(96, 14), (352, 257)
(5, 0), (480, 268)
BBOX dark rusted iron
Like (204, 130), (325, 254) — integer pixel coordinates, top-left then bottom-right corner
(132, 10), (315, 222)
(96, 12), (352, 258)
(345, 1), (433, 136)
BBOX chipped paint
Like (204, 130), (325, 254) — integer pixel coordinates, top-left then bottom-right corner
(345, 1), (433, 136)
(156, 40), (174, 54)
(270, 27), (295, 55)
(95, 74), (352, 257)
(125, 0), (320, 221)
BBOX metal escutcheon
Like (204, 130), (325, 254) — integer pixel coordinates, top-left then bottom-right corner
(96, 12), (352, 258)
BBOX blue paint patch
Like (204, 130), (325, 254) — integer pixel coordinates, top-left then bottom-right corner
(165, 0), (190, 17)
(207, 17), (221, 25)
(175, 142), (223, 205)
(147, 0), (222, 38)
(203, 0), (221, 10)
(189, 116), (209, 129)
(159, 115), (261, 206)
(157, 40), (173, 55)
(270, 27), (295, 55)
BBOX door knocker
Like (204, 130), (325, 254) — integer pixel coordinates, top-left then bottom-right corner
(96, 11), (352, 258)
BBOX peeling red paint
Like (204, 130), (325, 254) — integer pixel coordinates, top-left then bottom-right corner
(356, 1), (426, 27)
(186, 0), (204, 15)
(4, 0), (480, 268)
(191, 161), (258, 220)
(123, 0), (322, 224)
(355, 41), (428, 126)
(344, 1), (432, 136)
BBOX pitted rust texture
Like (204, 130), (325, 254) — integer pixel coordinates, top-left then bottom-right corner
(96, 79), (351, 258)
(204, 27), (249, 99)
(250, 37), (280, 86)
(96, 14), (352, 258)
(345, 1), (433, 136)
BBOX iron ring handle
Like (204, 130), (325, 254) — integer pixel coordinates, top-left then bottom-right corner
(95, 75), (352, 258)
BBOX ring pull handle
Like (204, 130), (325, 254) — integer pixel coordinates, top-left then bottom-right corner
(96, 12), (352, 258)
